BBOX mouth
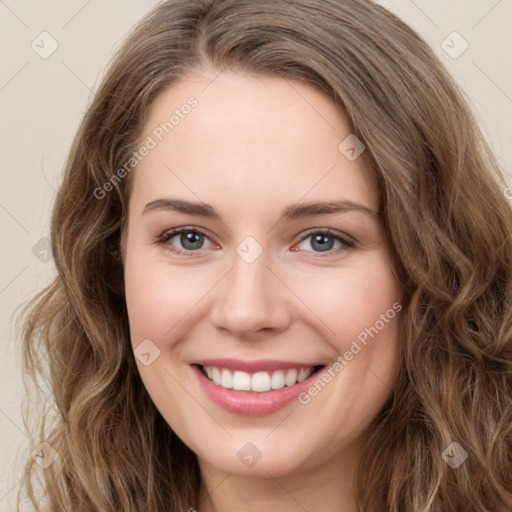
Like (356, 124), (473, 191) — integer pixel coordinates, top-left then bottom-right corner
(195, 364), (325, 393)
(190, 360), (327, 416)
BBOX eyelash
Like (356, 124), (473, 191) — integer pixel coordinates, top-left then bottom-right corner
(155, 226), (356, 257)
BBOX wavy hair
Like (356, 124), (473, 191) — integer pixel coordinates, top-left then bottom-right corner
(16, 0), (512, 510)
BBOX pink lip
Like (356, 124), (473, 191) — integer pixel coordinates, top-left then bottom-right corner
(191, 363), (325, 416)
(193, 357), (321, 373)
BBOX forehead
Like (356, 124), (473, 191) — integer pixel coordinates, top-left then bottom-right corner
(130, 71), (377, 214)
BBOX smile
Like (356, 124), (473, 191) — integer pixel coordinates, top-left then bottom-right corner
(201, 365), (318, 392)
(191, 359), (326, 416)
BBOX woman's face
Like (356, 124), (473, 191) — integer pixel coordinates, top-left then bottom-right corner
(123, 70), (402, 478)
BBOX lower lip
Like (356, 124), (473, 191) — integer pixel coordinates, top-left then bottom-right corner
(191, 364), (324, 416)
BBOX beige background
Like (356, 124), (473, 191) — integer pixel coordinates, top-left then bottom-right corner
(0, 0), (511, 509)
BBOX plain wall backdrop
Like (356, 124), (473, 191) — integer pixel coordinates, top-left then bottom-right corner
(1, 0), (511, 509)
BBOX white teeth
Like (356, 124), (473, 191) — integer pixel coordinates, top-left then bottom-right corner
(220, 368), (233, 389)
(271, 370), (285, 390)
(297, 368), (312, 382)
(232, 371), (251, 391)
(251, 372), (271, 392)
(202, 365), (316, 392)
(212, 367), (221, 385)
(284, 368), (298, 386)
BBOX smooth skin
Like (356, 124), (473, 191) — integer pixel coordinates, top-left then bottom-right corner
(123, 68), (403, 512)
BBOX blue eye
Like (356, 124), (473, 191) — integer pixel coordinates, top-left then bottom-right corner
(157, 227), (213, 253)
(156, 227), (355, 256)
(296, 229), (355, 254)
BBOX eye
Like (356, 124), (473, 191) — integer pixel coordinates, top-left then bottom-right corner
(156, 227), (356, 256)
(156, 227), (215, 254)
(293, 229), (355, 255)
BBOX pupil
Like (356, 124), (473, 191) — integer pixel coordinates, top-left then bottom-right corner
(312, 234), (333, 252)
(182, 232), (203, 250)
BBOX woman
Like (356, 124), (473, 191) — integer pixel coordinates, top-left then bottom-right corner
(17, 0), (512, 510)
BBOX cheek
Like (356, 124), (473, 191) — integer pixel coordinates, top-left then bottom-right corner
(125, 267), (166, 344)
(293, 254), (400, 353)
(124, 249), (214, 346)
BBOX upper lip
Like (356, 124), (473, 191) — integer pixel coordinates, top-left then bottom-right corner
(192, 358), (324, 373)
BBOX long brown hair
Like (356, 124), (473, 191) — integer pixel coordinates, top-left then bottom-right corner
(16, 0), (512, 510)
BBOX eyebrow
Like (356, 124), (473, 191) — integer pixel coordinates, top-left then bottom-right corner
(142, 198), (380, 222)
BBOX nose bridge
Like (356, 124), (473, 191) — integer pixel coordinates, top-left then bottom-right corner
(210, 239), (291, 336)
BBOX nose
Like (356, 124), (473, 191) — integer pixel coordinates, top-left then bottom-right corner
(209, 249), (292, 339)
